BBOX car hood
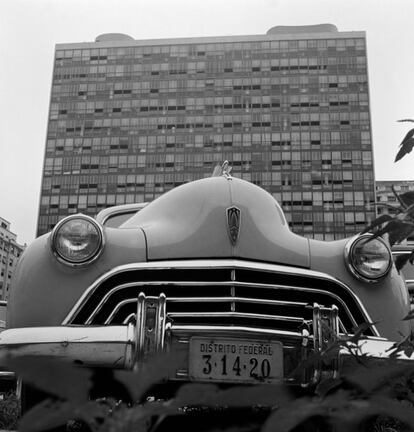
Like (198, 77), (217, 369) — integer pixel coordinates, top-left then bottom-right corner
(121, 177), (310, 268)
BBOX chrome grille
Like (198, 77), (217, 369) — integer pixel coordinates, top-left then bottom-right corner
(64, 260), (375, 335)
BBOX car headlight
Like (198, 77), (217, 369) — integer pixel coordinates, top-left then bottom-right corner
(344, 235), (392, 283)
(51, 215), (104, 266)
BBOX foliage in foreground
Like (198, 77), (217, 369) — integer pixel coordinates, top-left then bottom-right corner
(0, 391), (19, 430)
(2, 336), (414, 432)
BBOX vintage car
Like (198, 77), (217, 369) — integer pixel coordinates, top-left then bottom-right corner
(1, 171), (414, 416)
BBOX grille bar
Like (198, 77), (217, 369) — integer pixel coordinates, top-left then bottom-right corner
(168, 297), (308, 306)
(64, 260), (377, 336)
(85, 281), (356, 327)
(167, 311), (305, 322)
(105, 297), (309, 325)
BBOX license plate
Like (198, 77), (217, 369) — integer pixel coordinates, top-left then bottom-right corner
(189, 337), (283, 384)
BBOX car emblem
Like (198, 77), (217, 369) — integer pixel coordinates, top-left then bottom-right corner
(227, 206), (241, 245)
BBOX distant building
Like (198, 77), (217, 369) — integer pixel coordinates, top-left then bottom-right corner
(376, 180), (414, 244)
(0, 217), (26, 300)
(38, 24), (375, 240)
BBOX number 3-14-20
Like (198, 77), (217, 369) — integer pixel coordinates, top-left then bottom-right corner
(202, 354), (271, 378)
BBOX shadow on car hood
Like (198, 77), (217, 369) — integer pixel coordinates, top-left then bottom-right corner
(122, 177), (310, 268)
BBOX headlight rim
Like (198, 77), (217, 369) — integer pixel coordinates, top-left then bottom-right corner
(344, 234), (392, 284)
(51, 214), (105, 267)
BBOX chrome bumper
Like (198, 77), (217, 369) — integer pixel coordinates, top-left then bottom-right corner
(0, 324), (136, 369)
(1, 295), (413, 385)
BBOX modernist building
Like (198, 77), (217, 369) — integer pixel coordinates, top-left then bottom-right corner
(0, 217), (26, 300)
(38, 24), (376, 240)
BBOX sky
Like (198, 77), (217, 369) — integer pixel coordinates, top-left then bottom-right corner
(0, 0), (413, 246)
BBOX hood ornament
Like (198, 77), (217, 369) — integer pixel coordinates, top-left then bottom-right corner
(221, 160), (232, 179)
(212, 160), (232, 180)
(227, 206), (241, 246)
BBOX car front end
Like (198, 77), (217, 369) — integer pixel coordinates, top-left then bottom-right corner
(1, 176), (413, 397)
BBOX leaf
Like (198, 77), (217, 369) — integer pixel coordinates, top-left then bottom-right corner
(19, 399), (109, 432)
(261, 395), (324, 432)
(399, 191), (414, 208)
(403, 309), (414, 321)
(172, 382), (295, 408)
(399, 127), (414, 146)
(97, 401), (180, 432)
(405, 202), (414, 218)
(388, 221), (414, 246)
(19, 399), (76, 432)
(114, 348), (186, 402)
(6, 356), (91, 402)
(89, 368), (134, 403)
(315, 377), (343, 397)
(395, 252), (414, 272)
(344, 361), (411, 394)
(263, 388), (414, 432)
(346, 322), (379, 344)
(371, 219), (414, 246)
(387, 332), (414, 359)
(395, 136), (414, 162)
(361, 214), (395, 234)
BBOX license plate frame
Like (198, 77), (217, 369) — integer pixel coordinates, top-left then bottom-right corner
(188, 337), (283, 384)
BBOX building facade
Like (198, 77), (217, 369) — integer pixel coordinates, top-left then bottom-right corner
(0, 217), (26, 301)
(376, 180), (414, 245)
(38, 24), (376, 240)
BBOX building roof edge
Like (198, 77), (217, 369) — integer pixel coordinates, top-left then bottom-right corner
(55, 30), (366, 50)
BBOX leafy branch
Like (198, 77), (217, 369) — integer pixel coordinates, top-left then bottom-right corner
(363, 120), (414, 270)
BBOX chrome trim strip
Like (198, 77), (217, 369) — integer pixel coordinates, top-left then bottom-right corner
(166, 297), (308, 306)
(170, 324), (304, 339)
(158, 294), (167, 350)
(0, 371), (15, 379)
(106, 299), (136, 324)
(167, 311), (305, 322)
(135, 293), (146, 362)
(123, 313), (135, 325)
(62, 259), (378, 336)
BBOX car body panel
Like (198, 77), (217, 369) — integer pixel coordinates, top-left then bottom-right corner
(392, 246), (414, 304)
(309, 238), (411, 341)
(122, 177), (310, 268)
(96, 203), (149, 228)
(7, 228), (147, 328)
